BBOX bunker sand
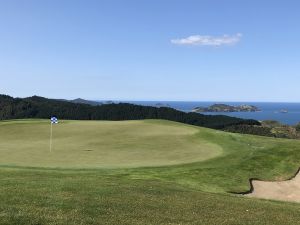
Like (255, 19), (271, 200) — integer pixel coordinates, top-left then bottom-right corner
(247, 169), (300, 203)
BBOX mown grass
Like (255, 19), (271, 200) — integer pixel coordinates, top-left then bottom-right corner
(133, 129), (300, 193)
(0, 120), (221, 168)
(1, 119), (300, 224)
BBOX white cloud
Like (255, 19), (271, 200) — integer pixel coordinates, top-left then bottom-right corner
(171, 33), (242, 46)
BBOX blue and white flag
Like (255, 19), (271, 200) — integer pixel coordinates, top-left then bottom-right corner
(50, 117), (58, 124)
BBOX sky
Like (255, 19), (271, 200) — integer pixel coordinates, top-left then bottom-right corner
(0, 0), (299, 102)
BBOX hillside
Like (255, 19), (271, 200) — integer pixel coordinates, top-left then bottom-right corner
(0, 94), (259, 130)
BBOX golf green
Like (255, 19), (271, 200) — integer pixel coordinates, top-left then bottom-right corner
(0, 119), (222, 168)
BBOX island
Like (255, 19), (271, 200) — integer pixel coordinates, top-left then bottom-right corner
(192, 104), (261, 113)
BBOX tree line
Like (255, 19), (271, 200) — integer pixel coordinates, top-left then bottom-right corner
(0, 94), (261, 130)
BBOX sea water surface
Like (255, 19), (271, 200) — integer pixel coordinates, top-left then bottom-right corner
(118, 101), (300, 125)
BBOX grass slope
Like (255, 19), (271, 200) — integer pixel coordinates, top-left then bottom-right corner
(1, 119), (300, 224)
(1, 168), (300, 225)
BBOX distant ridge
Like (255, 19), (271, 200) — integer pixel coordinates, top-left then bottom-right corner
(69, 98), (102, 106)
(55, 98), (102, 106)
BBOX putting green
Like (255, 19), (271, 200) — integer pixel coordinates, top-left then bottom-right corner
(0, 119), (222, 168)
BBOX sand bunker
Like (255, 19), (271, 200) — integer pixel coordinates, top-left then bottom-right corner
(246, 170), (300, 203)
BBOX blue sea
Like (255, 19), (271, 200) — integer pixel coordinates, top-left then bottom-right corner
(117, 101), (300, 125)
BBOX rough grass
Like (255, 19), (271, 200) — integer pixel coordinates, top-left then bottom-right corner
(1, 168), (300, 225)
(1, 119), (300, 224)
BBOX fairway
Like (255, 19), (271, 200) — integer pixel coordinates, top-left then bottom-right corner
(2, 119), (300, 225)
(0, 119), (222, 168)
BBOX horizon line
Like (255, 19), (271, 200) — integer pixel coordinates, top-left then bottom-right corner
(2, 94), (300, 104)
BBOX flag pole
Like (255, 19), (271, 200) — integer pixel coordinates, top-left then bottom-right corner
(50, 122), (53, 152)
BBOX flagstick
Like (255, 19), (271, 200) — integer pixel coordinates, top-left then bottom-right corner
(50, 122), (53, 152)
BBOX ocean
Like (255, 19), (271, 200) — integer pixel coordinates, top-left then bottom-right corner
(117, 101), (300, 125)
